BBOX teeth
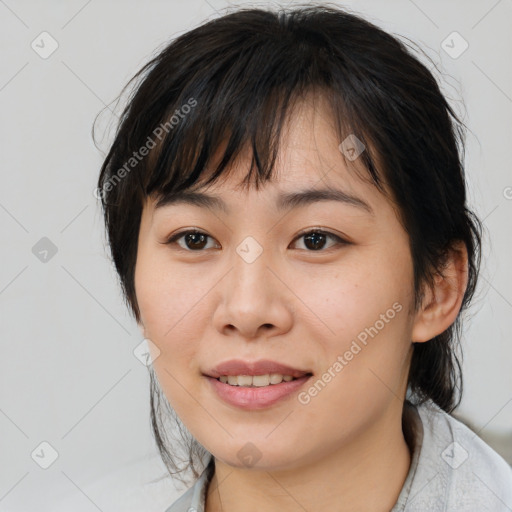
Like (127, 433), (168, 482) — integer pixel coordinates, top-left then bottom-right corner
(218, 374), (296, 386)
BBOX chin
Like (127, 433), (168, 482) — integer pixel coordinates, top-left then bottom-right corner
(212, 442), (305, 471)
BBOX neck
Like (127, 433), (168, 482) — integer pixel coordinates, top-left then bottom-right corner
(205, 401), (414, 512)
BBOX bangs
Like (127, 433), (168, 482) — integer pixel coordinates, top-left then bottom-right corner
(147, 84), (384, 203)
(104, 12), (389, 207)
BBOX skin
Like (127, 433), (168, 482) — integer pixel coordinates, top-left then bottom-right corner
(134, 93), (468, 512)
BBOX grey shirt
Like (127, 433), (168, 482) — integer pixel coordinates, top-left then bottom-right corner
(165, 400), (512, 511)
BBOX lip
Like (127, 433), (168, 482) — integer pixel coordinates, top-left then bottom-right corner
(204, 359), (312, 379)
(205, 374), (312, 410)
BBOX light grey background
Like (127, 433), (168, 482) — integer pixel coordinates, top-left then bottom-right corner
(0, 0), (511, 510)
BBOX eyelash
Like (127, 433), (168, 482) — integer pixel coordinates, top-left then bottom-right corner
(163, 228), (349, 252)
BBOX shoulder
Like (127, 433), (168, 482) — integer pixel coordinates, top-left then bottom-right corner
(407, 400), (512, 511)
(164, 485), (196, 512)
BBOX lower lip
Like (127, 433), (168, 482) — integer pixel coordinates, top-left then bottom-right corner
(205, 375), (312, 410)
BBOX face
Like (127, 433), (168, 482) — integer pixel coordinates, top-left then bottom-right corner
(135, 94), (417, 471)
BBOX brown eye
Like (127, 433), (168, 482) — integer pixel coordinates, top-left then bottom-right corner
(292, 229), (347, 251)
(183, 232), (208, 250)
(304, 232), (328, 250)
(164, 230), (219, 251)
(163, 228), (348, 252)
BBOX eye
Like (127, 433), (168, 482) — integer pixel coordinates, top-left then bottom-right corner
(290, 229), (348, 251)
(164, 229), (219, 251)
(162, 228), (348, 252)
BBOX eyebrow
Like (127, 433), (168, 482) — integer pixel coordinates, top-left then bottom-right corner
(154, 187), (374, 215)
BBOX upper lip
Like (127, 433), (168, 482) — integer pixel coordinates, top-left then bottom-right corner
(204, 359), (313, 379)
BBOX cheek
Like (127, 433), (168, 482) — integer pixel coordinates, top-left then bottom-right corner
(134, 249), (201, 389)
(291, 243), (414, 408)
(136, 257), (201, 416)
(134, 245), (224, 414)
(291, 242), (413, 342)
(135, 246), (198, 339)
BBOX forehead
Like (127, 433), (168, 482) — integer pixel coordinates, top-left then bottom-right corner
(147, 92), (392, 218)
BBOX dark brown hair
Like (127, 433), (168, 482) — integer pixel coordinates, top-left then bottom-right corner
(95, 3), (482, 484)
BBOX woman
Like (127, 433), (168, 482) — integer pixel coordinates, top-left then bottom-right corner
(96, 4), (512, 511)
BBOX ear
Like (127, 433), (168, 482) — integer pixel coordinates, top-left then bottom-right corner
(411, 241), (469, 343)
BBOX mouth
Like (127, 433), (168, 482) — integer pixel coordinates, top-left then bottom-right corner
(204, 358), (313, 381)
(214, 373), (312, 387)
(203, 359), (313, 409)
(205, 373), (313, 409)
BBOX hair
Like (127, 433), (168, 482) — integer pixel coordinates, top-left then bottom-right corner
(95, 2), (482, 485)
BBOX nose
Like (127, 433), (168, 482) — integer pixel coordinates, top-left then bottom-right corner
(212, 245), (294, 341)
